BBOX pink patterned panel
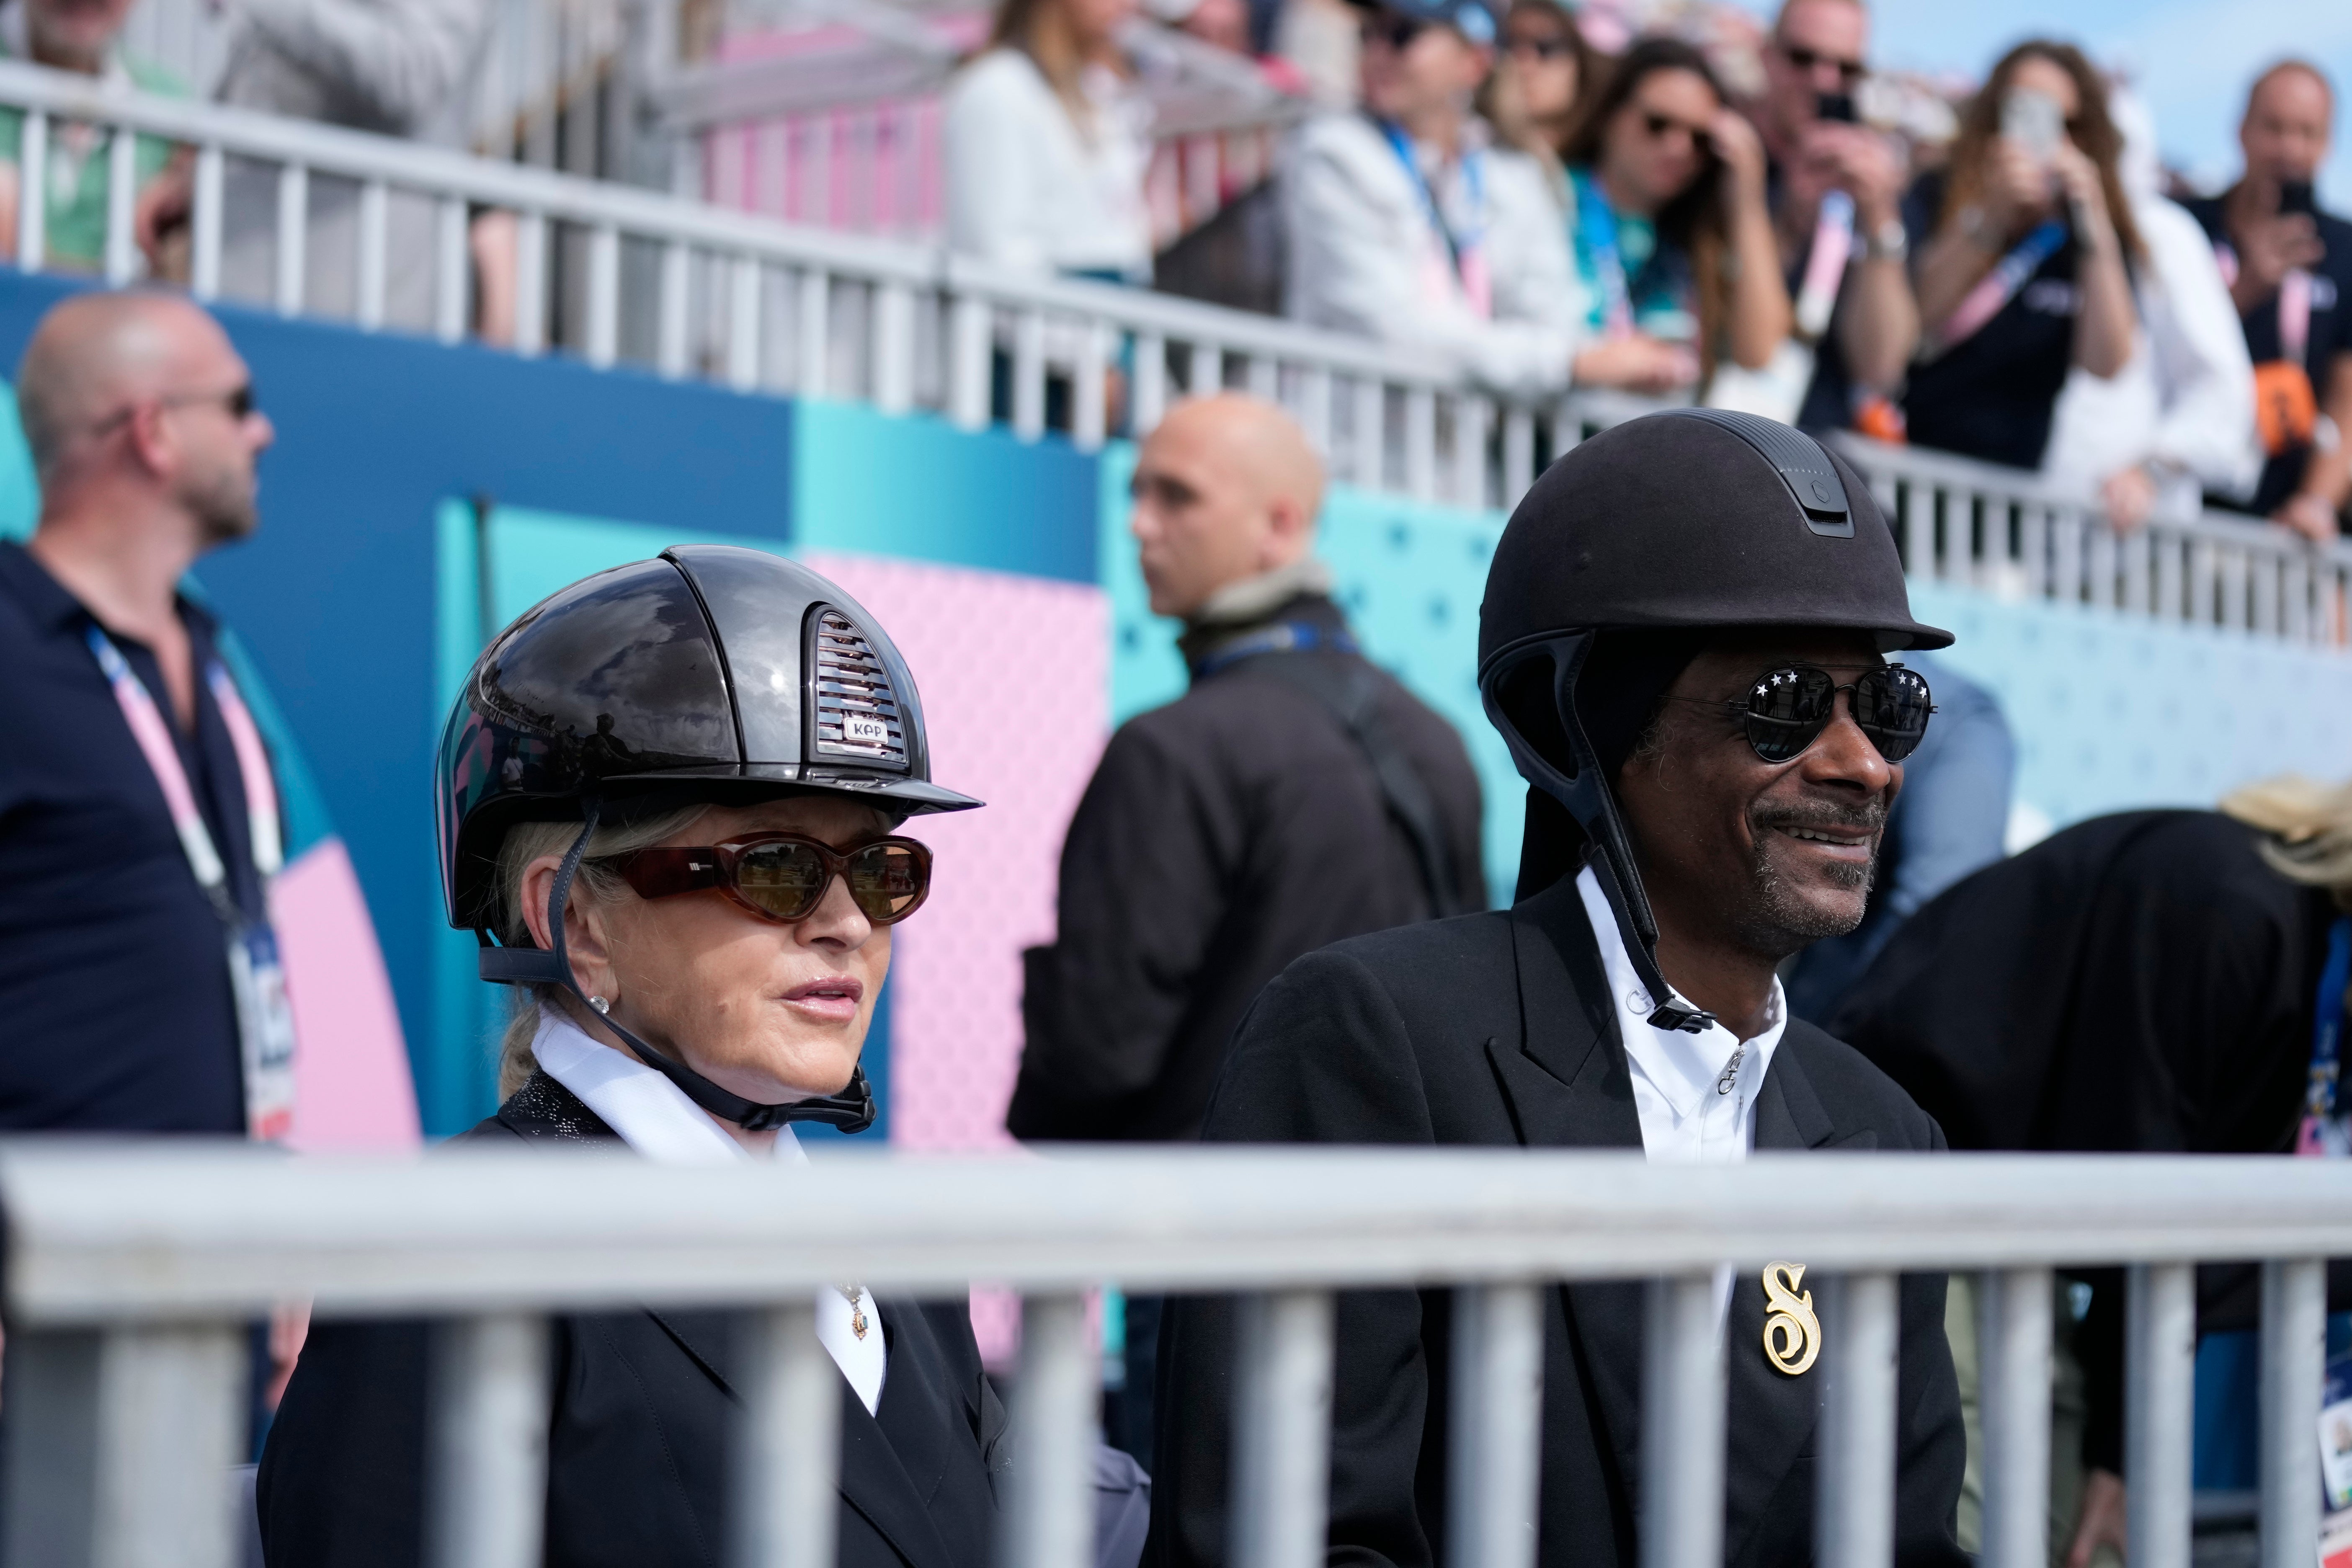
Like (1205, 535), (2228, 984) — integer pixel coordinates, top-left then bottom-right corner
(804, 553), (1109, 1369)
(802, 552), (1109, 1152)
(271, 837), (423, 1151)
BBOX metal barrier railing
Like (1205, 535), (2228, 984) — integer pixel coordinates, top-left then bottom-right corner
(0, 1144), (2344, 1568)
(0, 57), (2344, 649)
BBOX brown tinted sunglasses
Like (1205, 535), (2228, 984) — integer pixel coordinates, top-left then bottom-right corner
(598, 834), (933, 925)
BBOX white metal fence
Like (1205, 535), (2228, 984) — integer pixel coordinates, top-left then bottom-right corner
(0, 57), (2345, 648)
(0, 1143), (2344, 1568)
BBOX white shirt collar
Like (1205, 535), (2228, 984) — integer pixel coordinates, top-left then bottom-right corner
(531, 1008), (890, 1414)
(1573, 864), (1786, 1152)
(531, 1006), (806, 1167)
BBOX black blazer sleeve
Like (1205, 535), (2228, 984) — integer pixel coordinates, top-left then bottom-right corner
(1009, 718), (1229, 1140)
(258, 1319), (433, 1568)
(1145, 947), (1443, 1568)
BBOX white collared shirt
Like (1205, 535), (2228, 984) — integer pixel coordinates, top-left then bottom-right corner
(1574, 865), (1786, 1164)
(531, 1008), (887, 1416)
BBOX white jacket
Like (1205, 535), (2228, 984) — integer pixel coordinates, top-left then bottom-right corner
(944, 48), (1155, 282)
(1280, 112), (1584, 399)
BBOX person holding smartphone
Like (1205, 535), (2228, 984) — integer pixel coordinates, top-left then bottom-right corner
(2182, 61), (2352, 544)
(1901, 40), (2141, 472)
(1751, 0), (1919, 432)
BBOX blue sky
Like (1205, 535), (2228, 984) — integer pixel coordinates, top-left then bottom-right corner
(1729, 0), (2352, 207)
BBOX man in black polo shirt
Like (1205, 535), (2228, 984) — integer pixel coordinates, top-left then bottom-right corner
(0, 289), (279, 1132)
(2184, 60), (2352, 542)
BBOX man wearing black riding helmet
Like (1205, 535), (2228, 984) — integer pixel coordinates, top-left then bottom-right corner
(1146, 410), (1968, 1568)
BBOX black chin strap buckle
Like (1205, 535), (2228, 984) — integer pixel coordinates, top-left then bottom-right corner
(1481, 631), (1714, 1035)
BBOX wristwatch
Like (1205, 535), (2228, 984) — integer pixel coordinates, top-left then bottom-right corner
(1865, 217), (1909, 263)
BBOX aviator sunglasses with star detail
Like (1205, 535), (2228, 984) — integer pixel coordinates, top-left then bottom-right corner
(1678, 664), (1934, 765)
(596, 833), (933, 926)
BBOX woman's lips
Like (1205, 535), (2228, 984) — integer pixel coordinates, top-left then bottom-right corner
(779, 975), (865, 1023)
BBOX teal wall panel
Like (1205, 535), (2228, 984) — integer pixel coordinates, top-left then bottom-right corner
(792, 401), (1099, 583)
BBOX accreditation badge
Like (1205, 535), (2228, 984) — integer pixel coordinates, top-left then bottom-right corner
(227, 923), (299, 1142)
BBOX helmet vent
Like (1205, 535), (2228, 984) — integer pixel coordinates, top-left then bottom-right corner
(810, 609), (908, 767)
(1664, 407), (1856, 538)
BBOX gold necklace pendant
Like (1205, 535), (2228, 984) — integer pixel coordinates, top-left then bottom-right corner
(845, 1285), (869, 1341)
(1760, 1261), (1819, 1376)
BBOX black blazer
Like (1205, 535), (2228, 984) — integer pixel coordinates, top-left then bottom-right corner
(1144, 875), (1968, 1568)
(258, 1073), (1008, 1568)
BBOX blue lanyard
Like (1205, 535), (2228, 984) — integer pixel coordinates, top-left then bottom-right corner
(1191, 621), (1361, 681)
(2305, 915), (2352, 1127)
(1377, 119), (1485, 283)
(1572, 170), (1636, 336)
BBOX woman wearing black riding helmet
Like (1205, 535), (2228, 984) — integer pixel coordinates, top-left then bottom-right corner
(258, 546), (1006, 1568)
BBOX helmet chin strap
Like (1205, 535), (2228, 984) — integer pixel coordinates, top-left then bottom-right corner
(476, 797), (878, 1134)
(1480, 632), (1715, 1035)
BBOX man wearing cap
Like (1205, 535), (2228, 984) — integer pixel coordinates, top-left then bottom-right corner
(1280, 0), (1583, 399)
(1146, 409), (1967, 1568)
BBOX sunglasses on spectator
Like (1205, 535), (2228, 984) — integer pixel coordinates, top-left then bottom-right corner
(1637, 108), (1714, 147)
(1777, 42), (1866, 85)
(1506, 34), (1573, 59)
(1676, 665), (1934, 765)
(597, 833), (933, 926)
(1359, 12), (1429, 49)
(90, 382), (259, 435)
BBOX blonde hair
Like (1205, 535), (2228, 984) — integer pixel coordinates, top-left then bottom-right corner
(2218, 774), (2352, 905)
(488, 805), (708, 1101)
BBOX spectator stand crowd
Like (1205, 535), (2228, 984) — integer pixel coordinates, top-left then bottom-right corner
(0, 0), (2342, 540)
(920, 0), (2351, 542)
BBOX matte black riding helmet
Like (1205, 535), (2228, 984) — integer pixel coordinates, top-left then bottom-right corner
(1476, 409), (1951, 1033)
(437, 544), (983, 1132)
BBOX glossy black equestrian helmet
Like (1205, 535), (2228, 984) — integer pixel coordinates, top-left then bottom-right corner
(437, 544), (981, 1131)
(1476, 409), (1950, 1032)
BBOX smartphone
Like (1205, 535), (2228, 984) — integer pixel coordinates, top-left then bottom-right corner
(2001, 88), (2065, 163)
(1816, 91), (1857, 125)
(2280, 180), (2318, 218)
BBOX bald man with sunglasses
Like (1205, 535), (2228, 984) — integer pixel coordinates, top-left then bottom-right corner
(0, 290), (280, 1138)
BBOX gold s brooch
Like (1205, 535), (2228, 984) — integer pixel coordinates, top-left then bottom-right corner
(1761, 1261), (1819, 1376)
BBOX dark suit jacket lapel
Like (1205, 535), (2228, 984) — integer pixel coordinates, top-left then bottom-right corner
(1490, 880), (1649, 1502)
(1721, 1038), (1839, 1563)
(636, 1283), (955, 1568)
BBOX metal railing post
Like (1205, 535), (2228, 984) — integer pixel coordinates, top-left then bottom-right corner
(1818, 1271), (1898, 1568)
(274, 163), (308, 315)
(428, 1313), (552, 1568)
(585, 222), (620, 367)
(103, 122), (136, 284)
(732, 1298), (840, 1568)
(1641, 1273), (1725, 1568)
(2259, 1258), (2327, 1568)
(1000, 1293), (1094, 1568)
(1978, 1267), (2053, 1568)
(1230, 1289), (1336, 1568)
(2126, 1263), (2195, 1568)
(17, 107), (45, 270)
(188, 142), (222, 299)
(513, 211), (547, 358)
(434, 196), (469, 343)
(90, 1323), (249, 1568)
(356, 178), (389, 330)
(1448, 1283), (1545, 1568)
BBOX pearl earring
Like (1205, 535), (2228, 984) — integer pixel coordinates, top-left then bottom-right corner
(589, 995), (611, 1015)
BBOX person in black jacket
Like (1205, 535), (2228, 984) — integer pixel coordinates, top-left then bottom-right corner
(1146, 409), (1970, 1568)
(259, 548), (1006, 1567)
(1006, 393), (1483, 1466)
(1828, 784), (2352, 1568)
